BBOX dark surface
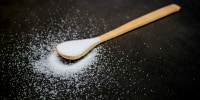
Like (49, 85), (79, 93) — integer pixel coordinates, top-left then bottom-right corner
(1, 0), (200, 99)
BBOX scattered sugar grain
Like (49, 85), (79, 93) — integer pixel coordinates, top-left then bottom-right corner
(0, 8), (152, 99)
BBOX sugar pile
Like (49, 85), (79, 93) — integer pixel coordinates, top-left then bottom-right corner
(48, 51), (96, 74)
(33, 48), (100, 77)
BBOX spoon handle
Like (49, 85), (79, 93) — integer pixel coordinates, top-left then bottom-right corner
(99, 4), (181, 42)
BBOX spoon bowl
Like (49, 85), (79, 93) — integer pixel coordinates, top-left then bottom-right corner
(56, 37), (100, 60)
(56, 4), (181, 60)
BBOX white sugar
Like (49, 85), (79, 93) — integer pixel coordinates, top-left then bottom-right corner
(56, 37), (100, 56)
(28, 16), (106, 78)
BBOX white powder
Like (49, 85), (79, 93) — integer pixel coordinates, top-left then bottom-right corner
(47, 48), (99, 76)
(56, 37), (100, 56)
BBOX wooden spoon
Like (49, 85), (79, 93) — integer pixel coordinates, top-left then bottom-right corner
(56, 4), (181, 60)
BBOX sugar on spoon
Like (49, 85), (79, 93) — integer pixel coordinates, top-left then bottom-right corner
(56, 4), (181, 60)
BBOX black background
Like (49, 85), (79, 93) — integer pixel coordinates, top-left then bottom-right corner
(0, 0), (200, 99)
